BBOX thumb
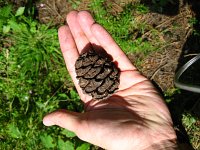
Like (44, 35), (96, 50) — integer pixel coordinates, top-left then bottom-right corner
(43, 109), (82, 133)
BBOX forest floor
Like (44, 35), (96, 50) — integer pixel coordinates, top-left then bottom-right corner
(2, 0), (200, 149)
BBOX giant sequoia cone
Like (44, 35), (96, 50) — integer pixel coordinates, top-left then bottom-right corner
(75, 50), (120, 100)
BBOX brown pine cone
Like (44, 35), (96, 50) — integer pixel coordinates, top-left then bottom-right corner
(75, 50), (120, 100)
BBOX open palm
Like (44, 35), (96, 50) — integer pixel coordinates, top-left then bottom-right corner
(43, 11), (177, 150)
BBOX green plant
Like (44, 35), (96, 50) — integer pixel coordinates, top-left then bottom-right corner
(0, 5), (12, 33)
(189, 18), (199, 26)
(0, 5), (88, 150)
(182, 113), (200, 149)
(135, 4), (149, 14)
(89, 0), (152, 54)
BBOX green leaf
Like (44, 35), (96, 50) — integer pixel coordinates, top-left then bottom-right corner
(3, 25), (10, 33)
(30, 21), (37, 33)
(15, 7), (25, 16)
(7, 123), (22, 139)
(0, 5), (12, 18)
(58, 138), (66, 150)
(76, 143), (90, 150)
(8, 20), (21, 31)
(40, 133), (55, 148)
(58, 93), (69, 99)
(61, 129), (76, 138)
(58, 139), (74, 150)
(70, 90), (79, 99)
(0, 21), (3, 31)
(65, 141), (74, 150)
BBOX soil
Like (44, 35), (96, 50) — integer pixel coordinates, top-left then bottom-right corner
(125, 1), (194, 92)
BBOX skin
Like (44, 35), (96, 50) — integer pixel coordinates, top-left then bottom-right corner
(43, 11), (178, 150)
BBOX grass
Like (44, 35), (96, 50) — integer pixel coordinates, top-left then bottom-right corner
(0, 4), (85, 150)
(0, 0), (199, 150)
(182, 113), (200, 149)
(89, 0), (161, 55)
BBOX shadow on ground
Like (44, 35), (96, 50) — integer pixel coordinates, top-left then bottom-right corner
(140, 0), (180, 16)
(140, 0), (200, 148)
(171, 0), (200, 147)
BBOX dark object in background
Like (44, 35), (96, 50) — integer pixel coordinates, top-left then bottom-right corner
(75, 50), (120, 100)
(174, 53), (200, 93)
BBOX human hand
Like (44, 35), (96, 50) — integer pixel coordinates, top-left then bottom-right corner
(43, 11), (177, 150)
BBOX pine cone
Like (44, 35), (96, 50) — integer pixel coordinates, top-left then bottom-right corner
(75, 50), (120, 100)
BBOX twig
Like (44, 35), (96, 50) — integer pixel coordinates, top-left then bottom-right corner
(184, 53), (199, 57)
(150, 62), (173, 80)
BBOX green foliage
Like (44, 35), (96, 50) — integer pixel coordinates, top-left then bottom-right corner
(182, 113), (197, 128)
(188, 17), (199, 26)
(7, 123), (23, 139)
(40, 133), (55, 148)
(89, 1), (135, 52)
(69, 0), (82, 9)
(135, 4), (149, 14)
(76, 143), (91, 150)
(63, 141), (74, 150)
(0, 4), (85, 150)
(0, 5), (12, 33)
(58, 138), (73, 150)
(89, 0), (157, 55)
(15, 7), (25, 16)
(182, 113), (200, 149)
(61, 129), (77, 138)
(11, 20), (61, 77)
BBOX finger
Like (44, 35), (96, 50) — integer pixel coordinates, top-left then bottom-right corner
(67, 11), (91, 53)
(43, 110), (98, 147)
(58, 26), (78, 74)
(91, 23), (136, 71)
(43, 109), (82, 133)
(77, 12), (145, 89)
(77, 11), (100, 45)
(58, 25), (92, 102)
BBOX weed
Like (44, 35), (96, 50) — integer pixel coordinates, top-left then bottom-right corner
(188, 17), (199, 26)
(182, 113), (200, 149)
(135, 4), (149, 14)
(69, 0), (82, 9)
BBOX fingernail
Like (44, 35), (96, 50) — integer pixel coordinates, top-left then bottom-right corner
(43, 118), (54, 126)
